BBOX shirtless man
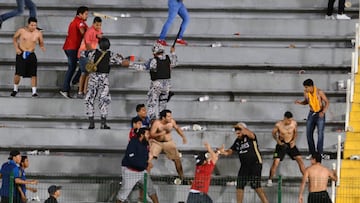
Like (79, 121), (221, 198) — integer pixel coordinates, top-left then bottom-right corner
(266, 111), (305, 187)
(295, 78), (330, 159)
(149, 109), (187, 182)
(298, 152), (337, 203)
(11, 17), (45, 97)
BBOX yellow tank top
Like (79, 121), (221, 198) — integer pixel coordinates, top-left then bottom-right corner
(307, 86), (321, 112)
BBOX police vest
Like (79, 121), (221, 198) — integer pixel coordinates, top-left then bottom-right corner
(150, 55), (171, 81)
(94, 50), (111, 74)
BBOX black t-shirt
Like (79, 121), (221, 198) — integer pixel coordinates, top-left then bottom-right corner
(230, 134), (263, 164)
(44, 196), (58, 203)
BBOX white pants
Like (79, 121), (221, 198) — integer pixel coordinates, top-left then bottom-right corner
(116, 166), (156, 201)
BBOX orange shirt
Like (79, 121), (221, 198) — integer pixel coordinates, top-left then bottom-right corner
(77, 26), (103, 58)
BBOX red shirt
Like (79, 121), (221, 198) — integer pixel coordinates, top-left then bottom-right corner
(190, 161), (215, 193)
(63, 16), (88, 50)
(128, 128), (136, 141)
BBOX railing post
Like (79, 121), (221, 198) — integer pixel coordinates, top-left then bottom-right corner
(336, 135), (342, 187)
(277, 175), (282, 203)
(331, 163), (336, 202)
(143, 172), (148, 203)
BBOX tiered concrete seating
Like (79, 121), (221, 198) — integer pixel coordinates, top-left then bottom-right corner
(0, 0), (354, 201)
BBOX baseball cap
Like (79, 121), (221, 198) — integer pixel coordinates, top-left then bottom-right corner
(48, 185), (62, 195)
(195, 152), (210, 166)
(233, 122), (247, 130)
(8, 150), (21, 160)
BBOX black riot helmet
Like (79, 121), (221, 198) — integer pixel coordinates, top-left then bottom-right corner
(99, 37), (110, 51)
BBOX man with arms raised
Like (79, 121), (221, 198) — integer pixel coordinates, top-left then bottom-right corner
(298, 152), (337, 203)
(266, 111), (305, 187)
(149, 109), (187, 183)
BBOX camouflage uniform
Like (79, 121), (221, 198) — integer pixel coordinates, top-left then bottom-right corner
(131, 50), (177, 120)
(85, 50), (123, 117)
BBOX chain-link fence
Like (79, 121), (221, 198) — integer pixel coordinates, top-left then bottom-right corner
(0, 174), (339, 203)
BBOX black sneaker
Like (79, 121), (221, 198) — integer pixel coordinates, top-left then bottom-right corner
(32, 93), (38, 97)
(60, 91), (72, 99)
(76, 93), (84, 99)
(10, 91), (17, 97)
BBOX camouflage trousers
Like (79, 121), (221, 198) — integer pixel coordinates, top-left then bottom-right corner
(85, 73), (111, 117)
(147, 79), (171, 120)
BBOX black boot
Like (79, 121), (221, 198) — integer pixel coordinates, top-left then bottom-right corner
(167, 91), (175, 102)
(100, 116), (110, 129)
(88, 117), (95, 129)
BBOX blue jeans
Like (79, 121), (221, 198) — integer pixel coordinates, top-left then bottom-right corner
(62, 50), (78, 92)
(79, 56), (88, 74)
(306, 111), (326, 155)
(0, 0), (37, 22)
(159, 0), (189, 40)
(186, 192), (213, 203)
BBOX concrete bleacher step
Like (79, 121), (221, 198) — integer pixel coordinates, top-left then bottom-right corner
(1, 31), (353, 49)
(1, 0), (358, 10)
(0, 43), (352, 66)
(0, 127), (343, 152)
(343, 131), (360, 158)
(0, 68), (349, 92)
(349, 103), (360, 111)
(349, 111), (360, 121)
(0, 16), (356, 37)
(1, 0), (359, 20)
(348, 120), (360, 132)
(0, 97), (345, 122)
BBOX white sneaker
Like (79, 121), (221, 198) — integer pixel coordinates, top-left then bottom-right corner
(325, 15), (335, 20)
(336, 14), (351, 20)
(350, 155), (360, 160)
(174, 178), (182, 185)
(266, 179), (273, 187)
(305, 154), (312, 160)
(322, 154), (330, 160)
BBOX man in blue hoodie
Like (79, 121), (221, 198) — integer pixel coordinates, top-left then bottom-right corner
(116, 128), (159, 203)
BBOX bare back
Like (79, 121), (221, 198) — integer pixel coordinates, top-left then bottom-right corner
(307, 164), (335, 192)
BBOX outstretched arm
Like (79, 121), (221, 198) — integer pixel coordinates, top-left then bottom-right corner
(129, 58), (155, 71)
(205, 142), (223, 164)
(173, 119), (187, 144)
(295, 91), (308, 105)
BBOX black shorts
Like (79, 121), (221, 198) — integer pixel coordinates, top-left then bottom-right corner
(236, 162), (262, 189)
(15, 52), (37, 77)
(273, 143), (301, 161)
(308, 191), (332, 203)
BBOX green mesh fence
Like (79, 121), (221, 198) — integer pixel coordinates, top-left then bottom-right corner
(0, 174), (337, 203)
